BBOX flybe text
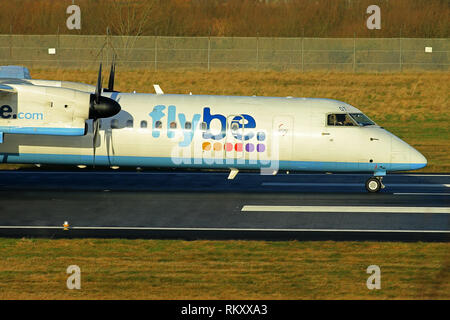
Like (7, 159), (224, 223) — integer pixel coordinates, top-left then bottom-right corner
(0, 105), (43, 120)
(149, 105), (257, 147)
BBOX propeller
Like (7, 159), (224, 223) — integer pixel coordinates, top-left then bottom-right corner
(89, 62), (121, 167)
(104, 54), (117, 93)
(93, 118), (100, 167)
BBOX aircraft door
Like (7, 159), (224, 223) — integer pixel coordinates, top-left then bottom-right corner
(272, 116), (294, 163)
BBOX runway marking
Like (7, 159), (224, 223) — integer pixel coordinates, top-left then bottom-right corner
(262, 183), (450, 188)
(403, 174), (450, 177)
(241, 205), (450, 214)
(263, 183), (362, 187)
(397, 184), (450, 187)
(394, 193), (450, 196)
(0, 225), (448, 233)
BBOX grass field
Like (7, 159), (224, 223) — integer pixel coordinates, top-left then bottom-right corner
(2, 70), (448, 172)
(0, 239), (449, 300)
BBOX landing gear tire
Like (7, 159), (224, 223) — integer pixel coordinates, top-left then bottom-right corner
(366, 177), (381, 193)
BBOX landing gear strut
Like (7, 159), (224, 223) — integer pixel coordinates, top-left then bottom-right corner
(365, 176), (385, 193)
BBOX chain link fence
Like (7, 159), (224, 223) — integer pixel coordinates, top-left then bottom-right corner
(0, 35), (448, 72)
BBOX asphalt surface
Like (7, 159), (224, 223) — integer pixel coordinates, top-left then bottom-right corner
(0, 170), (448, 241)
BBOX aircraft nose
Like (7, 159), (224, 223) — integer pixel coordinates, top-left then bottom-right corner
(390, 135), (427, 171)
(409, 147), (427, 170)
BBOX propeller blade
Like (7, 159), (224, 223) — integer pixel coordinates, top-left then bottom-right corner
(89, 62), (120, 120)
(95, 63), (102, 104)
(107, 55), (116, 92)
(93, 119), (100, 168)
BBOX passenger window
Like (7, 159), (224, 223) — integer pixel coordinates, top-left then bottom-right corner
(140, 120), (147, 129)
(327, 114), (355, 126)
(155, 120), (162, 129)
(170, 121), (177, 129)
(185, 121), (192, 130)
(257, 132), (266, 141)
(111, 119), (119, 129)
(200, 122), (207, 130)
(231, 122), (239, 133)
(126, 120), (133, 128)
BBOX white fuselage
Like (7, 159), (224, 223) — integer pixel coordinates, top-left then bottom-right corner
(0, 92), (427, 174)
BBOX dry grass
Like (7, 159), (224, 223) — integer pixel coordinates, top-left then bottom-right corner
(0, 239), (448, 300)
(26, 70), (450, 172)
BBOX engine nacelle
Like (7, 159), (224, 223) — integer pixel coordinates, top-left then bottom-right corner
(0, 84), (91, 135)
(0, 84), (120, 142)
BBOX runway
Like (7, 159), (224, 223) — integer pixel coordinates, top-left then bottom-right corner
(0, 170), (448, 241)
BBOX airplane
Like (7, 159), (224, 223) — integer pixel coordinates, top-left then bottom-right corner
(0, 64), (427, 193)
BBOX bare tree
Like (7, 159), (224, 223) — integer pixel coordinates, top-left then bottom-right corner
(99, 0), (156, 64)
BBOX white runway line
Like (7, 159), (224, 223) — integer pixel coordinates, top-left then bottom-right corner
(394, 193), (450, 196)
(0, 225), (449, 233)
(262, 183), (450, 187)
(263, 183), (362, 187)
(0, 226), (62, 229)
(241, 205), (450, 214)
(403, 174), (450, 177)
(390, 184), (450, 187)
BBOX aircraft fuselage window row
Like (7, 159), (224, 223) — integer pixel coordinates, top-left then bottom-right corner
(102, 113), (374, 130)
(104, 120), (231, 131)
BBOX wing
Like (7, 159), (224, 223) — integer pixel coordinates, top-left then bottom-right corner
(0, 84), (16, 92)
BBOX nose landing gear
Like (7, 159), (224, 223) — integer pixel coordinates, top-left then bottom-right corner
(365, 176), (385, 193)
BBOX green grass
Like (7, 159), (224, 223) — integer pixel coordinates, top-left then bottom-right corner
(378, 114), (449, 172)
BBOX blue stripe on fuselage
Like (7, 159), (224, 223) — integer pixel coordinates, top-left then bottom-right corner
(0, 127), (84, 136)
(0, 152), (426, 172)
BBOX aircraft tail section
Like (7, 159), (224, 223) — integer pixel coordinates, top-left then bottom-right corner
(0, 66), (31, 79)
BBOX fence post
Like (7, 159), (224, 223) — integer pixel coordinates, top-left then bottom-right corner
(353, 33), (356, 73)
(300, 37), (305, 73)
(301, 28), (304, 72)
(106, 27), (110, 68)
(9, 24), (12, 60)
(56, 26), (60, 69)
(154, 36), (158, 71)
(256, 34), (259, 70)
(208, 36), (211, 72)
(399, 29), (403, 72)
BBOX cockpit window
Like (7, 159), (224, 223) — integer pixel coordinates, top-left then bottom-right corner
(349, 113), (376, 126)
(327, 114), (356, 126)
